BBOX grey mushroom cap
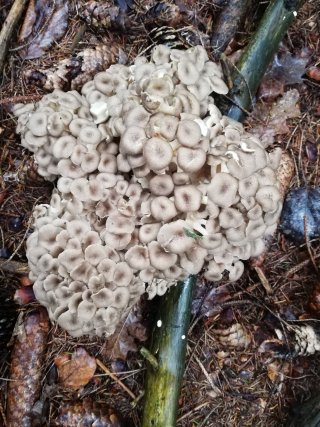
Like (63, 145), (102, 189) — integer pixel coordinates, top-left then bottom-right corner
(174, 185), (202, 212)
(148, 241), (178, 270)
(143, 137), (173, 171)
(207, 173), (238, 208)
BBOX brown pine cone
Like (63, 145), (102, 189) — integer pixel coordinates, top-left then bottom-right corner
(52, 398), (123, 427)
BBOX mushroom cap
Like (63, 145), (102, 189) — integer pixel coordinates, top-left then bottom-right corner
(148, 241), (177, 270)
(58, 249), (83, 270)
(85, 244), (107, 266)
(207, 173), (238, 208)
(204, 260), (223, 281)
(102, 231), (132, 250)
(57, 159), (86, 179)
(47, 113), (65, 137)
(146, 113), (179, 141)
(77, 300), (96, 322)
(120, 126), (146, 155)
(176, 120), (201, 148)
(79, 126), (102, 145)
(28, 112), (48, 137)
(139, 223), (161, 244)
(143, 137), (173, 171)
(228, 261), (244, 281)
(219, 208), (244, 229)
(97, 258), (116, 282)
(70, 178), (89, 201)
(106, 214), (135, 234)
(157, 220), (194, 254)
(113, 262), (133, 287)
(112, 287), (130, 309)
(174, 185), (202, 212)
(177, 147), (206, 173)
(172, 172), (190, 186)
(150, 196), (177, 221)
(149, 174), (174, 196)
(67, 219), (91, 238)
(124, 105), (150, 128)
(256, 186), (281, 212)
(92, 288), (115, 308)
(239, 175), (259, 198)
(125, 245), (150, 270)
(57, 310), (81, 331)
(177, 60), (200, 85)
(81, 151), (100, 173)
(98, 153), (117, 173)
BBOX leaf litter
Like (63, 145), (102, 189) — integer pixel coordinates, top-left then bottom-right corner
(0, 0), (320, 426)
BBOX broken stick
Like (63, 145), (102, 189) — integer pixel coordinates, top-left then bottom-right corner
(0, 0), (29, 76)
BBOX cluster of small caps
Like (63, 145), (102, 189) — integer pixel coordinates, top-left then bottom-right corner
(15, 45), (283, 337)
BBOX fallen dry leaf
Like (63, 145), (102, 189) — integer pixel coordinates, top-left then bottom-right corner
(102, 304), (148, 360)
(18, 0), (69, 59)
(258, 46), (311, 101)
(54, 347), (96, 390)
(251, 89), (301, 146)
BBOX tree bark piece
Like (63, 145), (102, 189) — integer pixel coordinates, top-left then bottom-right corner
(211, 0), (249, 60)
(0, 0), (29, 75)
(6, 309), (50, 427)
(218, 0), (304, 121)
(142, 276), (195, 427)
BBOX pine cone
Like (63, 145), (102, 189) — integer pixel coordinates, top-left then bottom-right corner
(52, 398), (123, 427)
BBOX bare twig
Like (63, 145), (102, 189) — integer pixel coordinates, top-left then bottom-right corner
(0, 0), (29, 75)
(254, 266), (273, 295)
(95, 358), (136, 400)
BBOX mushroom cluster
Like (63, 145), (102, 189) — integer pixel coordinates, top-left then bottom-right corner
(15, 45), (283, 337)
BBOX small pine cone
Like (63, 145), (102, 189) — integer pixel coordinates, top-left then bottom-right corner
(24, 44), (124, 91)
(53, 398), (123, 427)
(259, 324), (320, 358)
(80, 1), (124, 29)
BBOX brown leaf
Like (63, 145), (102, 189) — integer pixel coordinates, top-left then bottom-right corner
(54, 347), (96, 390)
(19, 0), (69, 59)
(251, 89), (301, 145)
(258, 46), (311, 101)
(102, 304), (148, 360)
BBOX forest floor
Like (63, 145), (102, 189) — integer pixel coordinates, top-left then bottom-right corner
(0, 1), (319, 426)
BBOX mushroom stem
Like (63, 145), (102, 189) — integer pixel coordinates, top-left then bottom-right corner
(217, 0), (305, 121)
(142, 276), (195, 427)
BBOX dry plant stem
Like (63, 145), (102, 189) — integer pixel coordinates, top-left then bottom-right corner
(142, 2), (302, 424)
(0, 0), (29, 75)
(142, 276), (195, 427)
(218, 0), (305, 121)
(95, 358), (136, 400)
(254, 266), (273, 295)
(211, 0), (249, 60)
(6, 309), (49, 427)
(0, 258), (28, 274)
